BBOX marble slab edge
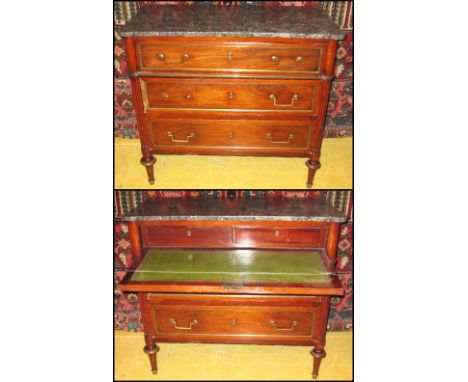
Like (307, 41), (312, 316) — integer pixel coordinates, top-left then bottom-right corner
(118, 31), (346, 40)
(122, 215), (347, 223)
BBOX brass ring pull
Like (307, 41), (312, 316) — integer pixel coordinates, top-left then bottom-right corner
(269, 94), (299, 107)
(187, 230), (192, 237)
(266, 133), (294, 144)
(271, 55), (280, 62)
(296, 56), (303, 63)
(170, 319), (198, 330)
(167, 131), (195, 143)
(157, 53), (190, 63)
(269, 320), (298, 331)
(227, 52), (233, 61)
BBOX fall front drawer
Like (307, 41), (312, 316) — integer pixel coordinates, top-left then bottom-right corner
(141, 225), (231, 247)
(136, 40), (325, 74)
(142, 78), (321, 112)
(148, 119), (314, 150)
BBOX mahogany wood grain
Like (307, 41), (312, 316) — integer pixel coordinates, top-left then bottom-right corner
(141, 225), (232, 247)
(138, 40), (324, 73)
(326, 222), (340, 263)
(118, 216), (345, 378)
(151, 306), (317, 337)
(125, 37), (156, 183)
(139, 293), (160, 374)
(142, 77), (321, 112)
(233, 227), (324, 248)
(125, 34), (340, 186)
(148, 118), (312, 150)
(128, 222), (142, 260)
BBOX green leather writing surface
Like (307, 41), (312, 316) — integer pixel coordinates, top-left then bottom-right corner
(131, 249), (331, 284)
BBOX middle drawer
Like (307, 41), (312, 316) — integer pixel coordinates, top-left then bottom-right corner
(141, 78), (322, 113)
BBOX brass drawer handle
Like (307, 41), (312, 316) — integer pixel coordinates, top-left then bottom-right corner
(170, 319), (198, 330)
(227, 132), (234, 139)
(266, 133), (294, 144)
(269, 94), (299, 107)
(227, 52), (233, 61)
(270, 320), (298, 331)
(157, 53), (190, 63)
(167, 131), (195, 143)
(271, 55), (280, 62)
(296, 56), (303, 64)
(228, 92), (235, 100)
(187, 229), (192, 237)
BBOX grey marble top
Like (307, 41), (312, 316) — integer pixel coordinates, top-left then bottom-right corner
(122, 197), (347, 222)
(119, 4), (346, 40)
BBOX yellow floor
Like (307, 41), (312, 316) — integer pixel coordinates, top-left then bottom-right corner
(114, 330), (352, 380)
(114, 137), (352, 189)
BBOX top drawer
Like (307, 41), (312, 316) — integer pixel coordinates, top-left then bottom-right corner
(136, 41), (325, 74)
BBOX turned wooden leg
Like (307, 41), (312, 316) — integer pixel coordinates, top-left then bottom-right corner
(140, 154), (156, 185)
(310, 347), (326, 379)
(305, 159), (321, 188)
(143, 334), (159, 374)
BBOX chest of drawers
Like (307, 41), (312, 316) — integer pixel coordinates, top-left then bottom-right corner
(118, 197), (347, 378)
(119, 5), (345, 187)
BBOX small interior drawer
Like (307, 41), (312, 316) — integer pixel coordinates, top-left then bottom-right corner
(141, 225), (231, 247)
(233, 227), (324, 248)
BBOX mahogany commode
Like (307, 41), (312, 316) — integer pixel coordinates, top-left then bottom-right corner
(118, 197), (347, 378)
(119, 4), (346, 187)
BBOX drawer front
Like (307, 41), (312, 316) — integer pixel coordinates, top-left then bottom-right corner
(141, 225), (231, 247)
(143, 79), (320, 112)
(137, 42), (324, 73)
(151, 306), (315, 337)
(148, 119), (313, 150)
(234, 227), (324, 248)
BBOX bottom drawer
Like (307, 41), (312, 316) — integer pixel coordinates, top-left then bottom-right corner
(148, 119), (314, 150)
(146, 295), (324, 338)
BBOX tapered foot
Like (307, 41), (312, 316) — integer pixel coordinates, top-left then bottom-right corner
(144, 344), (160, 375)
(306, 159), (321, 188)
(311, 348), (326, 379)
(140, 155), (156, 185)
